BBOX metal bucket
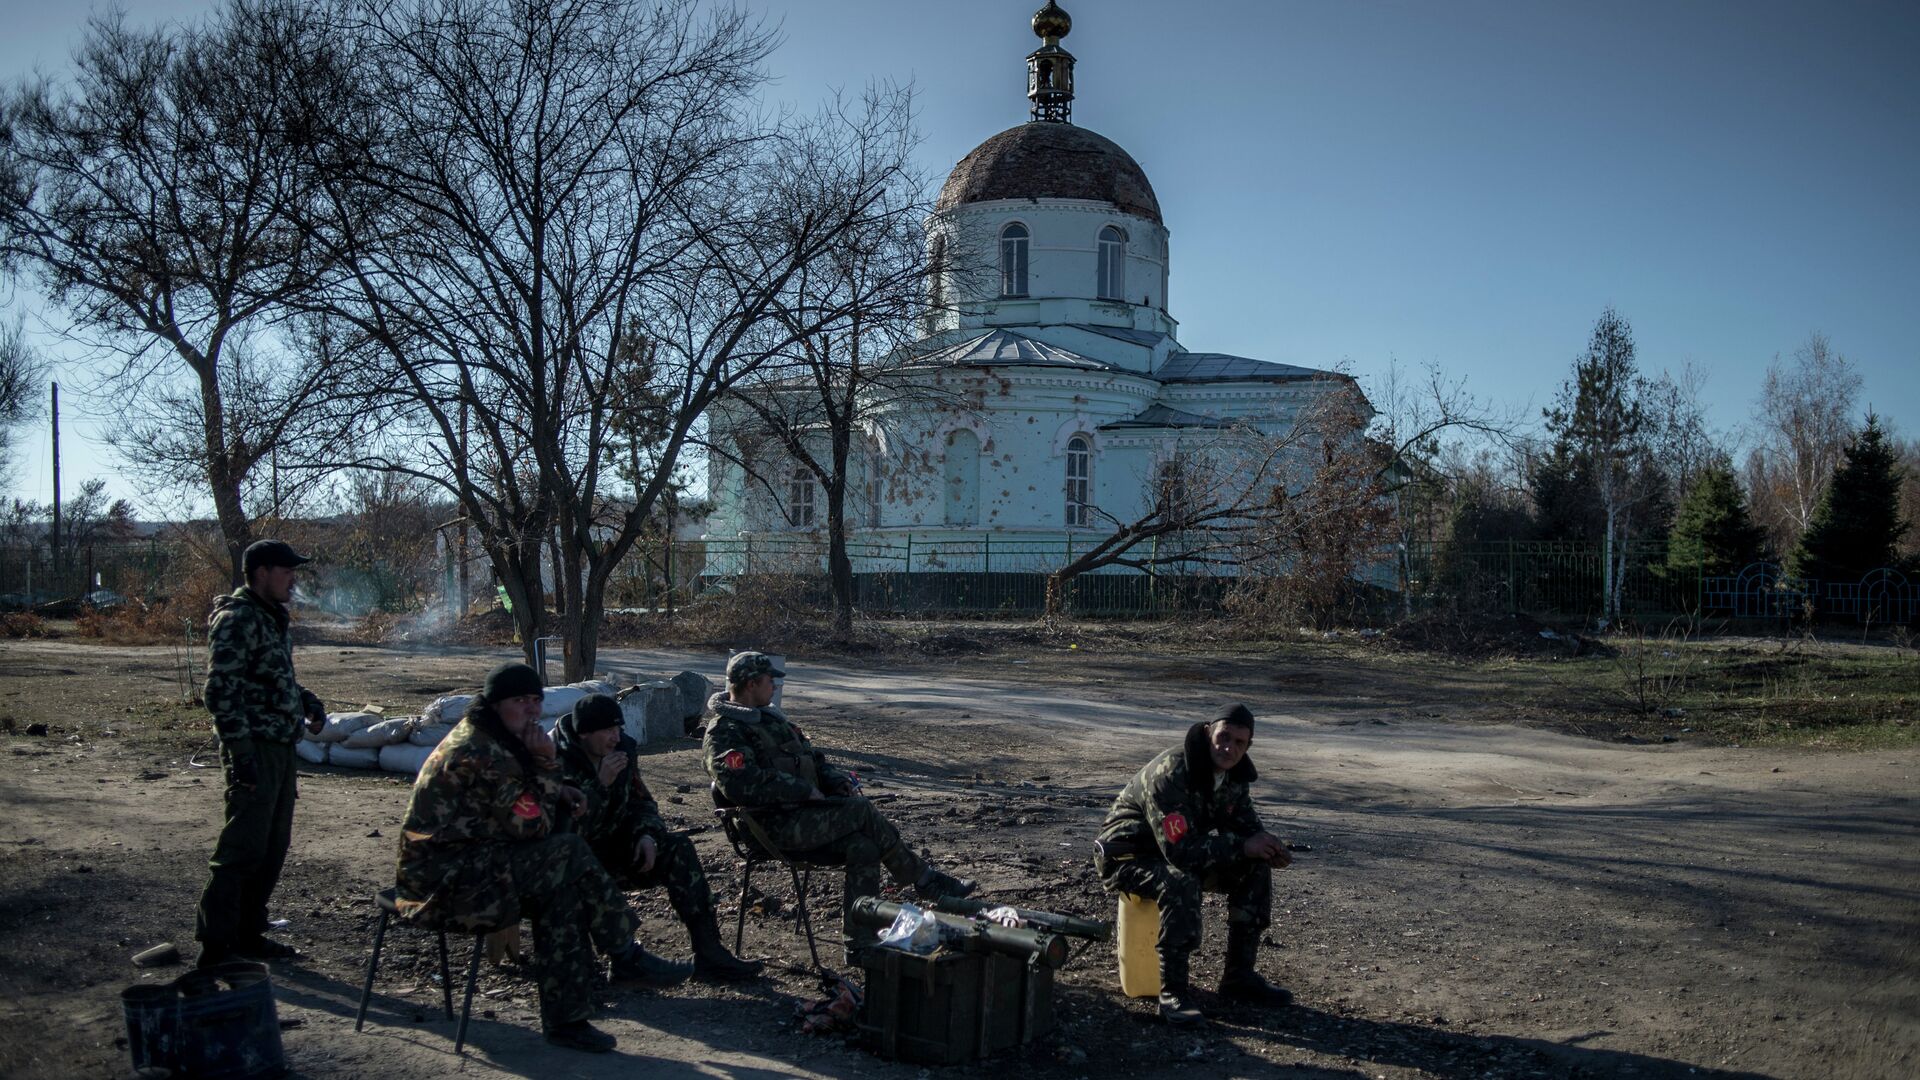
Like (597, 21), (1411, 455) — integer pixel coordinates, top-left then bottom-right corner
(121, 961), (285, 1078)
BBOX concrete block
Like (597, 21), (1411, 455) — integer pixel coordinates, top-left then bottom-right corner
(618, 681), (684, 746)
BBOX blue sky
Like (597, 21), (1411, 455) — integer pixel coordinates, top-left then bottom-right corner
(4, 0), (1917, 510)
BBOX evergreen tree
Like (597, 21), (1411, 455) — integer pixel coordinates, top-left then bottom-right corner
(1667, 461), (1767, 577)
(1790, 414), (1909, 583)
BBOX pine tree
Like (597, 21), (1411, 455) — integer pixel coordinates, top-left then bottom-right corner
(1667, 461), (1767, 577)
(1790, 414), (1909, 583)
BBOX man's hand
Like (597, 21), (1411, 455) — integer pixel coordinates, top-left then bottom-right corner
(229, 753), (261, 792)
(1243, 832), (1291, 868)
(597, 750), (628, 787)
(305, 705), (326, 736)
(557, 784), (587, 818)
(635, 835), (658, 874)
(806, 786), (828, 802)
(526, 726), (557, 764)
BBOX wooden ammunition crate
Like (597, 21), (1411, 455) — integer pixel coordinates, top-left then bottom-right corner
(856, 946), (1055, 1064)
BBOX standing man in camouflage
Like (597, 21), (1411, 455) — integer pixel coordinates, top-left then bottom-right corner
(195, 540), (327, 968)
(1095, 703), (1294, 1025)
(554, 693), (762, 980)
(397, 663), (690, 1053)
(704, 652), (975, 959)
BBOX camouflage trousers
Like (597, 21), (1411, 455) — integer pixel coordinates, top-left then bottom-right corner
(506, 832), (639, 1028)
(749, 797), (927, 950)
(1101, 855), (1271, 962)
(593, 830), (717, 925)
(196, 739), (297, 948)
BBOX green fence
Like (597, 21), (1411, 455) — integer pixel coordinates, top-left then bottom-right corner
(0, 539), (173, 609)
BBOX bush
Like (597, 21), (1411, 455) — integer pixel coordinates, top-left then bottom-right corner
(2, 612), (50, 638)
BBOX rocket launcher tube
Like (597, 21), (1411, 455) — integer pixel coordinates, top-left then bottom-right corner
(928, 896), (1113, 942)
(849, 898), (1071, 969)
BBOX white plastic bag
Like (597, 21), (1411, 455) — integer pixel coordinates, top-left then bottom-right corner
(875, 903), (943, 955)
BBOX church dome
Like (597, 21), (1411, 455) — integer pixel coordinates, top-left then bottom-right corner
(936, 122), (1162, 225)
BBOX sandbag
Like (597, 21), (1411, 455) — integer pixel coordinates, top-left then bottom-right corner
(327, 745), (381, 769)
(293, 740), (328, 765)
(378, 743), (435, 774)
(409, 722), (454, 747)
(344, 716), (418, 749)
(313, 711), (379, 744)
(423, 695), (474, 724)
(539, 679), (620, 718)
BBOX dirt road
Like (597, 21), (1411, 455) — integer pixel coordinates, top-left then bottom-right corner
(1, 638), (1915, 1078)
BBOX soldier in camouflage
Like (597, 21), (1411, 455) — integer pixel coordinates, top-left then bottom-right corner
(703, 652), (975, 959)
(554, 693), (762, 981)
(195, 540), (327, 968)
(1095, 703), (1295, 1025)
(395, 662), (691, 1053)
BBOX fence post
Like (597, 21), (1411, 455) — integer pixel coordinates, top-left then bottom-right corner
(983, 531), (991, 575)
(1506, 539), (1516, 615)
(904, 533), (912, 573)
(745, 536), (754, 576)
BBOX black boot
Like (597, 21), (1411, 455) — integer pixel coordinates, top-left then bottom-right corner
(544, 1018), (616, 1053)
(913, 865), (976, 901)
(609, 941), (692, 987)
(1217, 924), (1292, 1007)
(688, 911), (764, 982)
(1157, 952), (1204, 1026)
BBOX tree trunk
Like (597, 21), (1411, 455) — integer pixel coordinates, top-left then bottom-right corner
(826, 426), (854, 634)
(198, 376), (253, 587)
(491, 539), (546, 666)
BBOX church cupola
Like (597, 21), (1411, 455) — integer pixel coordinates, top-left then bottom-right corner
(1027, 2), (1075, 123)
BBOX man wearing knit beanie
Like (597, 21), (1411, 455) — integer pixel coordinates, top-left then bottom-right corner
(1093, 703), (1295, 1025)
(555, 694), (761, 980)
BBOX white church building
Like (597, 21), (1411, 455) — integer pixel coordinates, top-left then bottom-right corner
(703, 3), (1366, 579)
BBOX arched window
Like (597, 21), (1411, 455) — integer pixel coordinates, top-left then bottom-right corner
(1097, 225), (1126, 300)
(1000, 223), (1029, 298)
(944, 429), (980, 526)
(785, 466), (815, 528)
(1064, 435), (1092, 527)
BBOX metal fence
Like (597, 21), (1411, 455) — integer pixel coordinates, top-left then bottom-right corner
(7, 533), (1912, 626)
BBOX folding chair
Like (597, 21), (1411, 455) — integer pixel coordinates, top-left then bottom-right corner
(711, 783), (832, 973)
(353, 887), (507, 1055)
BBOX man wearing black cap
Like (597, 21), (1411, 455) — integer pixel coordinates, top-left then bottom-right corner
(195, 539), (327, 967)
(1094, 703), (1294, 1025)
(704, 651), (976, 960)
(556, 693), (762, 980)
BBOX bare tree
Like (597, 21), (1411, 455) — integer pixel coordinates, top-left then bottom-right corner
(302, 0), (928, 677)
(0, 2), (353, 583)
(1040, 378), (1381, 620)
(714, 89), (945, 632)
(1744, 333), (1862, 558)
(0, 318), (45, 482)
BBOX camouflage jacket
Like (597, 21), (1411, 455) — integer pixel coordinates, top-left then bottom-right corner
(703, 693), (852, 807)
(203, 587), (321, 748)
(555, 727), (668, 847)
(1096, 722), (1263, 875)
(394, 717), (566, 930)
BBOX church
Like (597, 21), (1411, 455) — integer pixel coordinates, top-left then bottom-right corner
(703, 3), (1367, 575)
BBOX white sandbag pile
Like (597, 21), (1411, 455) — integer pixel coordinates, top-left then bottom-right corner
(296, 673), (708, 775)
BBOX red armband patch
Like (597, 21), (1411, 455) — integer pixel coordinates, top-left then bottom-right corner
(511, 792), (543, 820)
(721, 750), (746, 771)
(1161, 812), (1190, 845)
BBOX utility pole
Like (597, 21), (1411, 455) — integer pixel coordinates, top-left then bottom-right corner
(49, 381), (61, 573)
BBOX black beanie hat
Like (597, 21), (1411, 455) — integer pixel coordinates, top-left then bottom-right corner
(571, 693), (623, 734)
(1213, 703), (1255, 730)
(481, 662), (544, 704)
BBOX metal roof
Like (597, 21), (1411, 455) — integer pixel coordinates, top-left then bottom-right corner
(1099, 404), (1230, 430)
(910, 329), (1117, 371)
(1152, 353), (1337, 383)
(936, 123), (1161, 224)
(1065, 323), (1171, 348)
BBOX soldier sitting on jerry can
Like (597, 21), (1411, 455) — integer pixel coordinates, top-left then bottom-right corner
(1095, 703), (1294, 1025)
(703, 651), (976, 960)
